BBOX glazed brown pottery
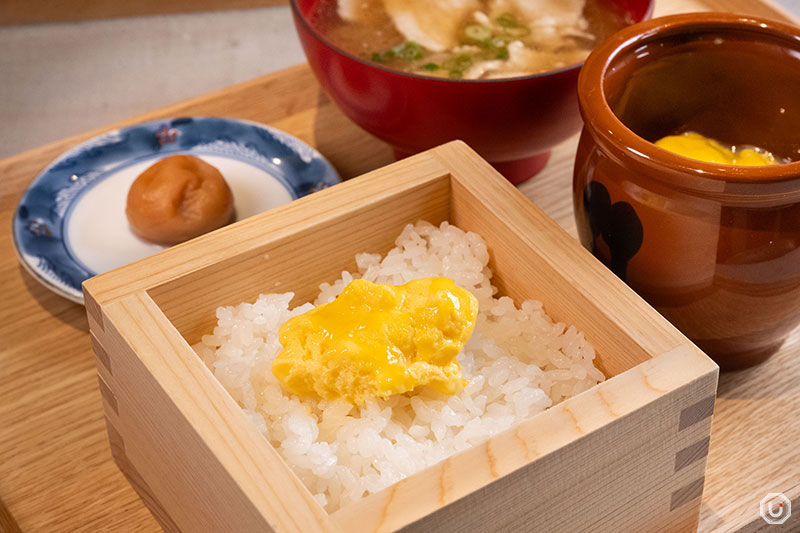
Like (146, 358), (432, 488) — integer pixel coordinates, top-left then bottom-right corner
(574, 13), (800, 370)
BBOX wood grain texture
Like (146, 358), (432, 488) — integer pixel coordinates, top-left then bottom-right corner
(333, 344), (717, 533)
(90, 155), (451, 342)
(0, 63), (373, 533)
(0, 496), (22, 533)
(0, 0), (289, 26)
(84, 141), (717, 532)
(94, 292), (336, 533)
(0, 1), (798, 532)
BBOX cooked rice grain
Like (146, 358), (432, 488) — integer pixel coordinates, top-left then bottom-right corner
(195, 220), (604, 511)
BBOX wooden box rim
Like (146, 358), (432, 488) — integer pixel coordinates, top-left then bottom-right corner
(84, 141), (718, 533)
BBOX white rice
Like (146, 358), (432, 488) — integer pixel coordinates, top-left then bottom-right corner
(195, 220), (604, 511)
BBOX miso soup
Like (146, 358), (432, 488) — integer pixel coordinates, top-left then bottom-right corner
(308, 0), (631, 79)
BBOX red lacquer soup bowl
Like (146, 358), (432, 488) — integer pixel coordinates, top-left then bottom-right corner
(291, 0), (653, 185)
(574, 13), (800, 370)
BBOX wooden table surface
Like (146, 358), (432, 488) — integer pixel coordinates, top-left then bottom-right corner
(1, 2), (798, 531)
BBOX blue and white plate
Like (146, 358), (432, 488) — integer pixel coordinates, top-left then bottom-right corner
(13, 117), (340, 304)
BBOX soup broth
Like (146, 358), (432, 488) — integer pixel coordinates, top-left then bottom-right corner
(308, 0), (629, 79)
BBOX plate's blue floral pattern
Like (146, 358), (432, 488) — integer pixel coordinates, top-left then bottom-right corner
(13, 117), (340, 304)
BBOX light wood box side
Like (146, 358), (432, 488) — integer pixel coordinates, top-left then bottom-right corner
(329, 143), (719, 532)
(438, 143), (697, 377)
(92, 292), (335, 533)
(85, 153), (451, 336)
(146, 162), (451, 344)
(334, 346), (718, 533)
(85, 142), (718, 533)
(85, 151), (456, 533)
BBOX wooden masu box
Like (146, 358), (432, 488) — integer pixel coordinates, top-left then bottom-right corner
(84, 141), (718, 532)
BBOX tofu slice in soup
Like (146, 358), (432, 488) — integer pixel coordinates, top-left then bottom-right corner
(382, 0), (480, 52)
(489, 0), (587, 29)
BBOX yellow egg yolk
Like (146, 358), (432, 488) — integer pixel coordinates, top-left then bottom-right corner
(272, 277), (479, 405)
(655, 132), (778, 166)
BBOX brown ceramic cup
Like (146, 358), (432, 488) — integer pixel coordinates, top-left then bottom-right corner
(573, 13), (800, 370)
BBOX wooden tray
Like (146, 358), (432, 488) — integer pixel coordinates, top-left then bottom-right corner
(0, 1), (797, 531)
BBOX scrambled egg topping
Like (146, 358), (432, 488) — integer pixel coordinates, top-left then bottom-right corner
(655, 132), (778, 166)
(272, 277), (478, 405)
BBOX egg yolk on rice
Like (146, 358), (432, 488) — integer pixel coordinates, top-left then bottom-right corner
(272, 277), (478, 405)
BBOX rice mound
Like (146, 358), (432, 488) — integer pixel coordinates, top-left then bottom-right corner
(195, 220), (605, 511)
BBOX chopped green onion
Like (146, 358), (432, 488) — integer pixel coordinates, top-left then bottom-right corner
(443, 54), (472, 78)
(442, 54), (473, 71)
(490, 36), (506, 48)
(465, 25), (492, 42)
(370, 41), (425, 64)
(421, 63), (440, 71)
(393, 40), (424, 61)
(495, 47), (509, 59)
(495, 12), (531, 39)
(370, 49), (396, 62)
(496, 13), (519, 28)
